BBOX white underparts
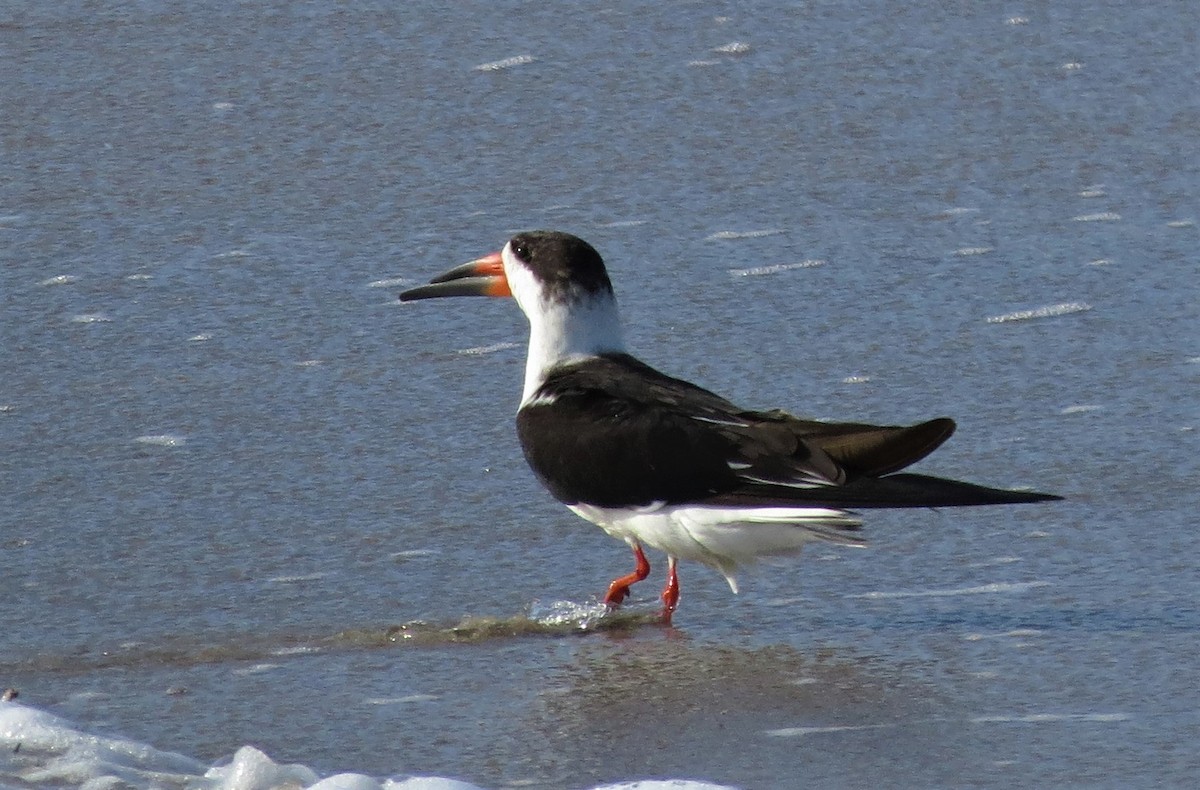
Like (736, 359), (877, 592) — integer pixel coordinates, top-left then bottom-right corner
(568, 502), (864, 593)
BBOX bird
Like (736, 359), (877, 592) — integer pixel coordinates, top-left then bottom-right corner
(399, 230), (1060, 624)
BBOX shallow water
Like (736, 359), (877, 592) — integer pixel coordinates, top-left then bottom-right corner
(3, 1), (1199, 788)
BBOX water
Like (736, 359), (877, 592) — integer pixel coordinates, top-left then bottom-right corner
(2, 1), (1198, 787)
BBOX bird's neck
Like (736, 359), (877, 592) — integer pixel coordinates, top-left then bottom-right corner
(521, 293), (625, 405)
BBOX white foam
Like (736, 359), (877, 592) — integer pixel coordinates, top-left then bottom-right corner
(40, 274), (79, 286)
(71, 313), (113, 324)
(367, 277), (408, 289)
(765, 724), (891, 738)
(0, 701), (730, 790)
(455, 342), (520, 356)
(473, 55), (535, 72)
(1166, 219), (1195, 228)
(528, 599), (610, 629)
(1072, 211), (1120, 222)
(970, 712), (1130, 724)
(213, 249), (252, 259)
(967, 555), (1021, 568)
(363, 695), (439, 706)
(841, 375), (870, 384)
(985, 302), (1092, 323)
(953, 246), (994, 256)
(847, 581), (1051, 600)
(134, 434), (187, 448)
(1078, 186), (1106, 198)
(729, 260), (824, 277)
(705, 229), (783, 240)
(189, 333), (213, 342)
(1005, 16), (1030, 25)
(1060, 404), (1102, 415)
(712, 41), (751, 55)
(390, 549), (440, 559)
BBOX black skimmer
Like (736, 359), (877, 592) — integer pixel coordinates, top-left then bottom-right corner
(400, 230), (1060, 624)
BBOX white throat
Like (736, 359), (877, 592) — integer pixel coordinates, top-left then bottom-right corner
(503, 245), (626, 405)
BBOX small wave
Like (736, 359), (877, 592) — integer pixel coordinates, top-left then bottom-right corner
(971, 712), (1130, 724)
(134, 434), (187, 447)
(847, 581), (1051, 599)
(712, 41), (751, 55)
(473, 54), (535, 72)
(706, 229), (783, 240)
(954, 246), (994, 256)
(363, 694), (439, 706)
(391, 548), (439, 558)
(962, 629), (1043, 642)
(1060, 404), (1102, 415)
(729, 260), (824, 277)
(1166, 219), (1195, 228)
(70, 313), (112, 324)
(367, 276), (408, 289)
(456, 342), (520, 356)
(985, 302), (1092, 323)
(765, 723), (891, 738)
(1072, 211), (1120, 222)
(528, 599), (611, 629)
(1078, 186), (1106, 198)
(40, 274), (78, 286)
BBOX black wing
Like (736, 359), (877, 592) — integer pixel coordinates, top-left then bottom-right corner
(515, 354), (1058, 510)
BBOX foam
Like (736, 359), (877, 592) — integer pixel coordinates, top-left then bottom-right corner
(985, 302), (1092, 323)
(454, 342), (520, 356)
(473, 55), (535, 72)
(367, 277), (408, 289)
(705, 229), (782, 240)
(847, 580), (1051, 599)
(40, 274), (79, 286)
(0, 702), (734, 790)
(728, 260), (824, 277)
(134, 434), (187, 448)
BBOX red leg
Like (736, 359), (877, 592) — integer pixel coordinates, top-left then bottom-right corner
(661, 556), (680, 624)
(604, 543), (650, 609)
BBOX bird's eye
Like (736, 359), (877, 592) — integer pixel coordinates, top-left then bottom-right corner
(511, 240), (530, 261)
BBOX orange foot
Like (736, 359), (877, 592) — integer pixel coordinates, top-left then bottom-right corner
(603, 543), (650, 609)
